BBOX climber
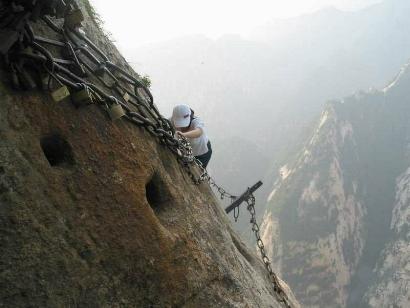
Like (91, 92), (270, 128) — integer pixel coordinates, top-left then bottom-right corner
(171, 104), (212, 168)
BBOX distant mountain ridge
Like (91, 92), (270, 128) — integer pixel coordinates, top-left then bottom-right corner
(129, 0), (410, 232)
(260, 59), (410, 307)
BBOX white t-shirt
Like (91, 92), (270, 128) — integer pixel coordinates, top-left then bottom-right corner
(171, 116), (209, 156)
(188, 117), (209, 156)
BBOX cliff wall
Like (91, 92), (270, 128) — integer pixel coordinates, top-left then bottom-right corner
(0, 1), (297, 307)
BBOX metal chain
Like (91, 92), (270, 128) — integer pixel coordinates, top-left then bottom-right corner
(0, 2), (293, 306)
(246, 195), (292, 308)
(1, 0), (236, 217)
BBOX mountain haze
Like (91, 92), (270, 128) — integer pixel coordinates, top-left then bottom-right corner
(261, 60), (410, 307)
(129, 0), (410, 204)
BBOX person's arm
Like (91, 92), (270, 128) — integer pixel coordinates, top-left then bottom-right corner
(178, 127), (203, 138)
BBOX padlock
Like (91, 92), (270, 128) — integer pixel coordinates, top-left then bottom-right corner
(71, 86), (93, 107)
(123, 92), (130, 102)
(108, 103), (126, 121)
(51, 85), (70, 102)
(64, 9), (84, 29)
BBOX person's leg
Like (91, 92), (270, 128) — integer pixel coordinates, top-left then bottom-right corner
(195, 141), (212, 168)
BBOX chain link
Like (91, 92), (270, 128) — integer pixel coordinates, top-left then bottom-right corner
(0, 2), (293, 306)
(246, 195), (293, 308)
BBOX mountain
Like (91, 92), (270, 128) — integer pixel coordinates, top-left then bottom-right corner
(128, 0), (410, 215)
(0, 1), (298, 306)
(260, 60), (410, 307)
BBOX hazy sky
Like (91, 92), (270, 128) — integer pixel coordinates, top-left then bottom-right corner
(90, 0), (381, 49)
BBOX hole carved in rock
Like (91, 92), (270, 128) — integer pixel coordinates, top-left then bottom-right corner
(40, 134), (75, 167)
(145, 172), (171, 214)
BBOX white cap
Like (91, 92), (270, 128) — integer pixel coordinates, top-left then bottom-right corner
(172, 104), (191, 128)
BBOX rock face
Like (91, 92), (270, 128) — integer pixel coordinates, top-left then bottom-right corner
(363, 166), (410, 307)
(261, 61), (410, 307)
(0, 1), (297, 307)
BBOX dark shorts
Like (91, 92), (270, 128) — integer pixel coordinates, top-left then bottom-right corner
(195, 141), (212, 169)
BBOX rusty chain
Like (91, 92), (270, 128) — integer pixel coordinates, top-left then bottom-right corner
(246, 195), (292, 308)
(0, 1), (293, 306)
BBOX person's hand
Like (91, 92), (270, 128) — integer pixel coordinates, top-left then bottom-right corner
(175, 131), (185, 138)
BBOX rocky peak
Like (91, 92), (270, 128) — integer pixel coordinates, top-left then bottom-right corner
(262, 59), (410, 307)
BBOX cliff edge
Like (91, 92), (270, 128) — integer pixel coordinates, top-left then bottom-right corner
(0, 0), (297, 307)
